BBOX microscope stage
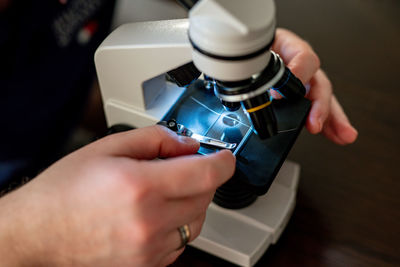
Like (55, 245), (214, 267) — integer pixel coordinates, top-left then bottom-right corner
(163, 80), (310, 198)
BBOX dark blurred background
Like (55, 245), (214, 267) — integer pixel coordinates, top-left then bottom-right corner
(174, 0), (400, 266)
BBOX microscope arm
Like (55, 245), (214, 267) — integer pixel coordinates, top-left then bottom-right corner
(95, 19), (193, 128)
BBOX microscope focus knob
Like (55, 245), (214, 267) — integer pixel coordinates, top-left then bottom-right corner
(166, 119), (179, 132)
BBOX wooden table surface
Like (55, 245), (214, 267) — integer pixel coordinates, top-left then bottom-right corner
(172, 1), (400, 266)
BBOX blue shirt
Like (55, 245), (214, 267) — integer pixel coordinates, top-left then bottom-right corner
(0, 0), (115, 189)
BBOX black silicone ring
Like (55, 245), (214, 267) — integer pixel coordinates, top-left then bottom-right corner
(189, 35), (275, 61)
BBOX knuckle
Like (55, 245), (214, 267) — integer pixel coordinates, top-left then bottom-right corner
(151, 125), (180, 155)
(199, 199), (211, 213)
(311, 52), (321, 70)
(130, 179), (152, 203)
(327, 80), (333, 94)
(194, 195), (212, 213)
(315, 52), (321, 66)
(319, 70), (333, 94)
(113, 164), (135, 181)
(311, 106), (323, 119)
(105, 161), (156, 204)
(113, 166), (131, 180)
(202, 164), (219, 192)
(98, 162), (131, 185)
(111, 164), (153, 201)
(191, 217), (206, 241)
(153, 124), (168, 137)
(100, 165), (153, 203)
(191, 228), (201, 241)
(153, 125), (175, 142)
(298, 41), (320, 71)
(132, 220), (155, 247)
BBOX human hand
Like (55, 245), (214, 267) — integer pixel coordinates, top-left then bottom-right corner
(272, 28), (358, 145)
(0, 126), (235, 267)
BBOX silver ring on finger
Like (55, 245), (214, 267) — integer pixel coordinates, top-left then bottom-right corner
(177, 224), (191, 249)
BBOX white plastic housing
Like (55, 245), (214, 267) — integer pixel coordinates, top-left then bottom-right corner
(192, 49), (272, 82)
(112, 0), (187, 28)
(189, 0), (276, 81)
(190, 160), (300, 267)
(95, 20), (192, 128)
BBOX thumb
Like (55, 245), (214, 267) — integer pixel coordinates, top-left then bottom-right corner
(86, 125), (200, 159)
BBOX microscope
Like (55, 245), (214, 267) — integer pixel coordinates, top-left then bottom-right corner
(95, 0), (310, 266)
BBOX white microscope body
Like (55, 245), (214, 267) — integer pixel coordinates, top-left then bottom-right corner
(95, 1), (302, 266)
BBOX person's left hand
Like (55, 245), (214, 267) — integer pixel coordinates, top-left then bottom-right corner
(0, 126), (235, 267)
(272, 28), (358, 145)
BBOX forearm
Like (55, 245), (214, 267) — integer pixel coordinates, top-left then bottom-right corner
(0, 192), (25, 266)
(0, 188), (44, 266)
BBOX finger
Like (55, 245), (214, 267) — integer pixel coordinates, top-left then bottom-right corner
(305, 69), (333, 134)
(158, 212), (207, 266)
(142, 149), (236, 198)
(272, 28), (320, 85)
(322, 96), (358, 145)
(166, 212), (206, 252)
(160, 247), (185, 267)
(158, 213), (206, 266)
(269, 89), (283, 100)
(85, 125), (200, 159)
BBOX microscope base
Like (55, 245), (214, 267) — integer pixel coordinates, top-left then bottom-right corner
(189, 160), (300, 267)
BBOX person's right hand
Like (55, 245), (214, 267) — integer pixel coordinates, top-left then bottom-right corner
(272, 28), (358, 145)
(0, 126), (235, 267)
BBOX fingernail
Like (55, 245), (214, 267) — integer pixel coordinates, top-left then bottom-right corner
(318, 118), (323, 132)
(313, 117), (323, 133)
(305, 83), (311, 96)
(339, 124), (359, 144)
(179, 136), (199, 146)
(351, 125), (359, 136)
